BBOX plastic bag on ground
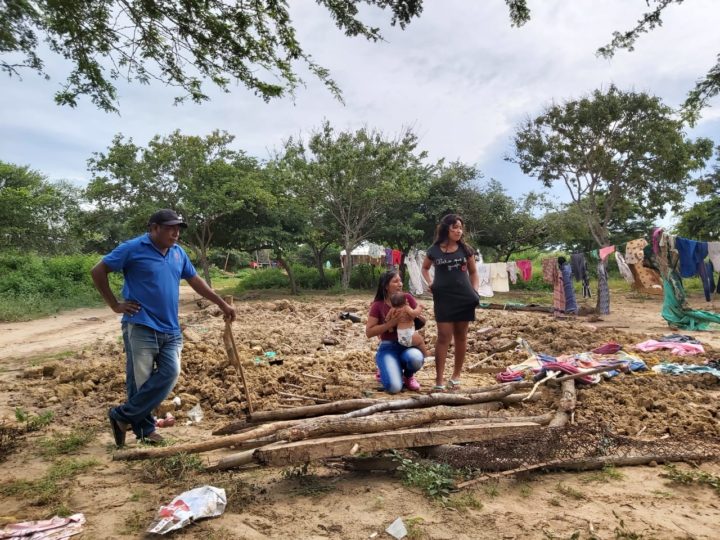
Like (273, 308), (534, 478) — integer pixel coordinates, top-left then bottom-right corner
(147, 486), (226, 535)
(187, 403), (204, 424)
(0, 513), (85, 539)
(385, 517), (407, 539)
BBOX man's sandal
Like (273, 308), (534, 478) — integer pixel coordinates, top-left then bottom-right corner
(448, 379), (462, 391)
(432, 384), (446, 392)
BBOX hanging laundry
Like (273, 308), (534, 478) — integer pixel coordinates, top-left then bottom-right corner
(560, 259), (578, 314)
(405, 248), (427, 296)
(391, 249), (402, 266)
(506, 261), (518, 284)
(596, 260), (610, 315)
(552, 263), (565, 313)
(700, 261), (714, 302)
(708, 241), (720, 270)
(652, 227), (664, 255)
(516, 259), (532, 281)
(674, 237), (708, 278)
(624, 238), (648, 264)
(542, 257), (557, 284)
(570, 253), (591, 298)
(599, 245), (616, 261)
(489, 262), (510, 292)
(614, 252), (635, 283)
(385, 248), (393, 266)
(476, 263), (494, 297)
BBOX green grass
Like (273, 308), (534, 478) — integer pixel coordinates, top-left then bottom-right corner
(14, 408), (54, 432)
(38, 428), (96, 457)
(661, 464), (720, 495)
(0, 458), (99, 506)
(394, 452), (457, 501)
(582, 465), (625, 483)
(556, 482), (587, 500)
(137, 452), (203, 483)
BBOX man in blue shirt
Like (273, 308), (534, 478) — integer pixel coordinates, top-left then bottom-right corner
(91, 209), (236, 447)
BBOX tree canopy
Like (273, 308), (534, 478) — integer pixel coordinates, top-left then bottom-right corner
(676, 145), (720, 240)
(509, 85), (713, 248)
(1, 0), (423, 112)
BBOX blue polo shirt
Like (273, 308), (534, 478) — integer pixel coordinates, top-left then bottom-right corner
(103, 233), (197, 333)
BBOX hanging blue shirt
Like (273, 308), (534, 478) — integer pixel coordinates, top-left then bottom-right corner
(675, 237), (708, 279)
(103, 233), (197, 333)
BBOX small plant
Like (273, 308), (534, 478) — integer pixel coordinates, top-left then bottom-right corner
(14, 408), (54, 432)
(393, 452), (456, 501)
(0, 458), (99, 506)
(405, 517), (428, 540)
(484, 483), (500, 498)
(661, 464), (720, 495)
(281, 463), (333, 496)
(517, 481), (532, 497)
(613, 511), (646, 539)
(649, 489), (673, 498)
(138, 452), (203, 483)
(583, 465), (625, 483)
(445, 492), (483, 512)
(38, 429), (95, 456)
(556, 482), (587, 500)
(548, 497), (562, 507)
(121, 510), (149, 535)
(128, 488), (150, 502)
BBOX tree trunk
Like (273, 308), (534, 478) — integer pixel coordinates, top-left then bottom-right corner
(199, 243), (212, 287)
(276, 254), (298, 295)
(341, 238), (354, 289)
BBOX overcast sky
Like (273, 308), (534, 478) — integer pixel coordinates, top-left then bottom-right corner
(2, 0), (719, 211)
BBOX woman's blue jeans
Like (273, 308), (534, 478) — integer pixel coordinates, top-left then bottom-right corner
(109, 323), (182, 439)
(376, 340), (424, 394)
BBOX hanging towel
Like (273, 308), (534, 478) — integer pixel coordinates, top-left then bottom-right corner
(614, 252), (635, 283)
(570, 253), (591, 298)
(506, 261), (518, 284)
(489, 262), (510, 292)
(624, 238), (648, 264)
(552, 263), (565, 312)
(391, 249), (402, 266)
(542, 258), (557, 284)
(599, 245), (616, 261)
(516, 259), (532, 281)
(476, 263), (494, 297)
(652, 227), (664, 255)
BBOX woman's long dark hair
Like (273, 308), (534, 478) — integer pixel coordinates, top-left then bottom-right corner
(433, 213), (474, 256)
(374, 269), (399, 302)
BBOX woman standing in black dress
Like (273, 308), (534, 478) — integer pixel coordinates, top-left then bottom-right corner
(422, 214), (480, 390)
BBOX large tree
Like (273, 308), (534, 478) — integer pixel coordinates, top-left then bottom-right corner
(86, 130), (269, 284)
(1, 0), (423, 112)
(286, 122), (426, 288)
(0, 161), (82, 252)
(509, 86), (712, 248)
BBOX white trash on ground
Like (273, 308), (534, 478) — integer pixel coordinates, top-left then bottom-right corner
(385, 517), (407, 539)
(0, 513), (85, 539)
(187, 403), (204, 424)
(147, 485), (226, 535)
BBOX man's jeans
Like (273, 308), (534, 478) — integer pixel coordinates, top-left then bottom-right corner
(376, 340), (424, 394)
(110, 322), (182, 439)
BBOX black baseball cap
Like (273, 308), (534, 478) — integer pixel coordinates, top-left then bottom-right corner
(148, 209), (187, 228)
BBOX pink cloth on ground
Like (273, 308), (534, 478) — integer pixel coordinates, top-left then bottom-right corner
(634, 340), (704, 356)
(599, 245), (616, 261)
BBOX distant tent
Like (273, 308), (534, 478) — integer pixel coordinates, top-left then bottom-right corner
(340, 241), (386, 267)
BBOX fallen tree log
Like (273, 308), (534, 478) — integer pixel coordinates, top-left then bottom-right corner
(247, 398), (379, 424)
(277, 404), (510, 442)
(436, 412), (554, 428)
(456, 453), (714, 489)
(548, 380), (576, 428)
(255, 422), (542, 467)
(478, 303), (553, 313)
(344, 385), (518, 419)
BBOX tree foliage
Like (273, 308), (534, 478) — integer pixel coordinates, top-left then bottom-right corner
(677, 145), (720, 240)
(86, 130), (270, 284)
(509, 85), (712, 247)
(0, 161), (81, 253)
(1, 0), (423, 112)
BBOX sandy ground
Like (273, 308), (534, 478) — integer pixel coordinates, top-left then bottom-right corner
(0, 285), (719, 539)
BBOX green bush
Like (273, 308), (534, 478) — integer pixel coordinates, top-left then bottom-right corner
(238, 268), (290, 290)
(291, 264), (341, 289)
(349, 264), (384, 290)
(0, 252), (121, 321)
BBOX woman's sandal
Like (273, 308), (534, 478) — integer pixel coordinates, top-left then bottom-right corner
(448, 379), (462, 391)
(432, 384), (446, 392)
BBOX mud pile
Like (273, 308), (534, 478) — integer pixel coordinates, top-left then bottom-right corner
(5, 298), (718, 438)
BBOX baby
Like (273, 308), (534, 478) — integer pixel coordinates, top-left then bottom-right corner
(388, 292), (428, 357)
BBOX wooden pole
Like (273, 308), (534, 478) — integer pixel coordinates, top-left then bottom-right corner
(223, 295), (253, 413)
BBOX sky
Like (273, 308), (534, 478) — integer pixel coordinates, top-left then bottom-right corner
(2, 0), (719, 219)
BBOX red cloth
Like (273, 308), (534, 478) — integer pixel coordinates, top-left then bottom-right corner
(369, 293), (417, 341)
(391, 249), (402, 266)
(516, 259), (532, 281)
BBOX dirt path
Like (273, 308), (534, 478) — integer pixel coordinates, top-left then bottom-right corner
(0, 285), (202, 363)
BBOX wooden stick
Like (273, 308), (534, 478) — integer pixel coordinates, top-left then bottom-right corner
(223, 295), (254, 414)
(278, 392), (331, 404)
(478, 303), (553, 313)
(548, 380), (576, 428)
(255, 423), (542, 467)
(246, 399), (379, 425)
(301, 372), (326, 381)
